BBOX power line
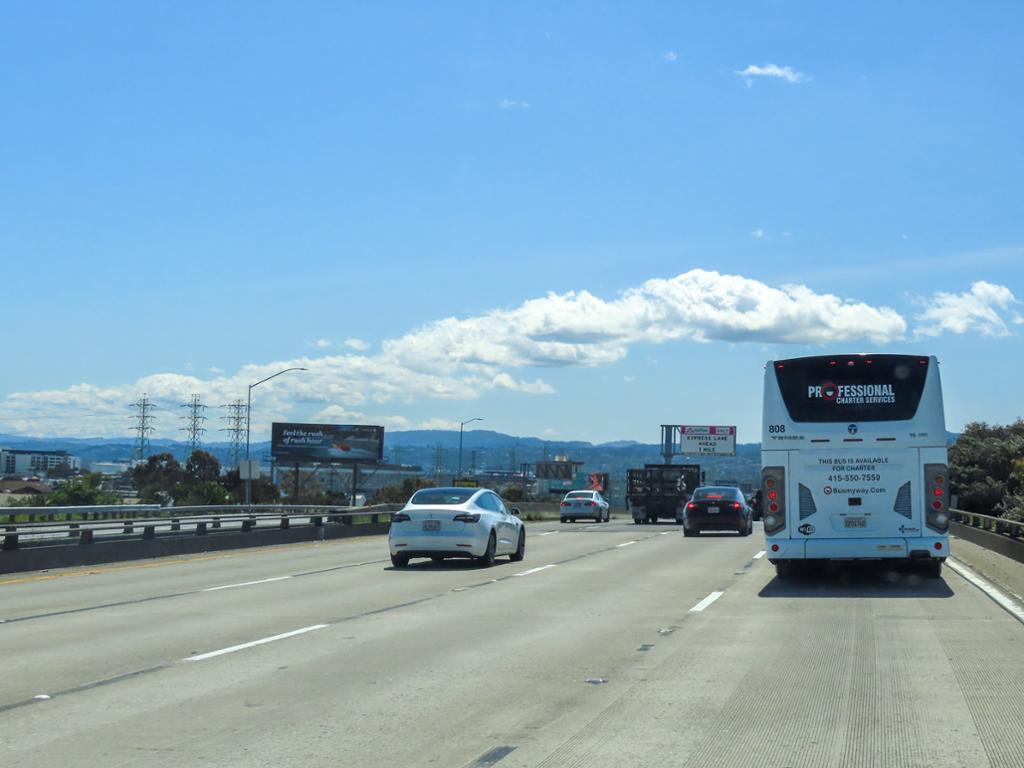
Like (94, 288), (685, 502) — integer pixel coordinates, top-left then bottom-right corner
(130, 393), (155, 463)
(220, 399), (246, 469)
(180, 394), (208, 457)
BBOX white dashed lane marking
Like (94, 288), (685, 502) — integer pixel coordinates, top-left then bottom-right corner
(689, 591), (725, 613)
(201, 576), (292, 592)
(184, 624), (328, 662)
(514, 564), (558, 577)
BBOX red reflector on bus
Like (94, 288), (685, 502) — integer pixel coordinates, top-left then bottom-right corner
(768, 490), (778, 500)
(933, 488), (944, 496)
(771, 544), (780, 552)
(934, 542), (942, 550)
(769, 503), (779, 513)
(932, 501), (942, 510)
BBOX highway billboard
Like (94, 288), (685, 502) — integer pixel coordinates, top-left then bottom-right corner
(271, 423), (384, 463)
(676, 425), (737, 456)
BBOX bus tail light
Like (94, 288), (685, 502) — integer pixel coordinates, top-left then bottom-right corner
(762, 466), (786, 535)
(924, 464), (949, 533)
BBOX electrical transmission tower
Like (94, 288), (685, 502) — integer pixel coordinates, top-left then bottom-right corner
(180, 394), (207, 457)
(220, 399), (246, 469)
(130, 393), (155, 463)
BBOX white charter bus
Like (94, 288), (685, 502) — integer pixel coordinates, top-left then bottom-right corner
(761, 354), (950, 578)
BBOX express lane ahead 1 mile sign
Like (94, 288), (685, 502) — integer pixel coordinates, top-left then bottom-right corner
(677, 425), (737, 456)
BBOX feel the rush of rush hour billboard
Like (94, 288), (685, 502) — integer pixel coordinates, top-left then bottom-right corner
(271, 423), (385, 463)
(677, 425), (737, 456)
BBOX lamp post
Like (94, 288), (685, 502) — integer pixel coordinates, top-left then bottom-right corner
(458, 417), (483, 479)
(245, 366), (308, 506)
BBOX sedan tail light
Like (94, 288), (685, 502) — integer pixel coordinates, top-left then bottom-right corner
(453, 513), (481, 523)
(560, 501), (570, 507)
(730, 502), (742, 510)
(687, 502), (697, 510)
(585, 501), (596, 507)
(391, 513), (410, 523)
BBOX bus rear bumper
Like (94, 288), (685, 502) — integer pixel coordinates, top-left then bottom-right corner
(766, 536), (949, 560)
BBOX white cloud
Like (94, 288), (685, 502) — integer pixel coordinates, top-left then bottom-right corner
(752, 228), (766, 239)
(499, 98), (529, 110)
(735, 63), (808, 85)
(0, 268), (927, 438)
(314, 339), (332, 348)
(662, 51), (679, 62)
(915, 281), (1020, 338)
(343, 338), (370, 351)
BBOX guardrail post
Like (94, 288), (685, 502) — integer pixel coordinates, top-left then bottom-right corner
(241, 519), (253, 533)
(212, 518), (221, 529)
(123, 521), (134, 534)
(142, 525), (155, 540)
(312, 516), (323, 527)
(3, 528), (19, 551)
(68, 523), (80, 539)
(196, 522), (207, 536)
(280, 517), (290, 530)
(343, 515), (354, 526)
(79, 529), (94, 545)
(170, 518), (180, 532)
(7, 514), (14, 524)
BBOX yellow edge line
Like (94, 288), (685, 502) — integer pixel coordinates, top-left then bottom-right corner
(0, 534), (383, 587)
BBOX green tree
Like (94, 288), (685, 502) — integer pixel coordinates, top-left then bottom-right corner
(185, 450), (221, 482)
(132, 453), (186, 504)
(220, 468), (279, 504)
(499, 484), (525, 502)
(46, 473), (119, 506)
(949, 420), (1024, 517)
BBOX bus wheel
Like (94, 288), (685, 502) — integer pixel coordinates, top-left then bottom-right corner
(774, 561), (798, 580)
(923, 560), (943, 579)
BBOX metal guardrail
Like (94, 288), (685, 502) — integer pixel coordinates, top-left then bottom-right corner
(950, 508), (1023, 539)
(1, 504), (401, 551)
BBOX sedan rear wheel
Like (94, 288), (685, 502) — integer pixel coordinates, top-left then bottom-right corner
(478, 531), (497, 567)
(510, 529), (526, 562)
(391, 553), (409, 568)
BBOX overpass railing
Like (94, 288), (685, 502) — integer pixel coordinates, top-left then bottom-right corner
(950, 508), (1023, 540)
(1, 504), (401, 551)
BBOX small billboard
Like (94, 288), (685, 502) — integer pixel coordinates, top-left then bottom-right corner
(271, 423), (384, 463)
(677, 425), (736, 456)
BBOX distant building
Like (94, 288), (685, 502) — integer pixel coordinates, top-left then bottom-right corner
(0, 448), (81, 477)
(0, 478), (52, 495)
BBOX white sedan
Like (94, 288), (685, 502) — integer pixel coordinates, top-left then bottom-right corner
(560, 490), (610, 523)
(388, 487), (526, 568)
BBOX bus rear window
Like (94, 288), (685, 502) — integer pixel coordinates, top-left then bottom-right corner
(774, 355), (929, 423)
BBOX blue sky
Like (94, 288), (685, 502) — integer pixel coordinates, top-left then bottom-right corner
(1, 1), (1021, 443)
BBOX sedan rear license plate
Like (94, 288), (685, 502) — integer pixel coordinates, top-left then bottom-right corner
(422, 520), (441, 532)
(707, 506), (719, 514)
(844, 517), (867, 529)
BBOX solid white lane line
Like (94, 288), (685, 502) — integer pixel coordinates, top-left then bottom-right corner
(753, 550), (767, 560)
(184, 624), (328, 662)
(689, 591), (725, 613)
(947, 559), (1024, 625)
(538, 531), (557, 536)
(202, 576), (292, 592)
(660, 531), (672, 535)
(515, 564), (557, 577)
(616, 540), (637, 548)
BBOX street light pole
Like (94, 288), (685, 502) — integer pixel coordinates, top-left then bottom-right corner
(458, 417), (483, 479)
(244, 366), (308, 507)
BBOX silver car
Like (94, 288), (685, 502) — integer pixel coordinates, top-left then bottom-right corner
(560, 490), (610, 523)
(388, 487), (526, 568)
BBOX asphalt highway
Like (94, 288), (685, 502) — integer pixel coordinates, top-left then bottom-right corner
(1, 521), (1022, 767)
